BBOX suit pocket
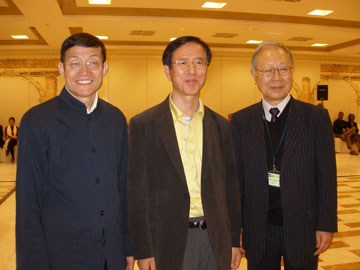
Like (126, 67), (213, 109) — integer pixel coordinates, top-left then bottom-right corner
(306, 205), (318, 221)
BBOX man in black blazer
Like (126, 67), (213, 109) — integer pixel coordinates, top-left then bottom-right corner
(231, 41), (337, 270)
(127, 36), (241, 270)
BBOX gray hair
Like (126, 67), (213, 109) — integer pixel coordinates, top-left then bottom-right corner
(251, 41), (294, 70)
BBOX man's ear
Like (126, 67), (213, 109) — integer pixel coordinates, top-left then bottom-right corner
(102, 62), (109, 77)
(58, 62), (65, 78)
(164, 65), (172, 81)
(250, 69), (256, 83)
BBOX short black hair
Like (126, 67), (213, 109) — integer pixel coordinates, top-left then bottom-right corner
(9, 117), (15, 122)
(60, 33), (106, 63)
(162, 36), (212, 68)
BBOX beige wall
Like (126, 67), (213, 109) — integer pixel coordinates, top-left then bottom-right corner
(0, 54), (359, 129)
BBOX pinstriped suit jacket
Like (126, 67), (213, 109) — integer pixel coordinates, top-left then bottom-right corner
(231, 97), (337, 267)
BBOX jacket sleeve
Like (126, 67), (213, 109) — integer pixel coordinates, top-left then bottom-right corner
(315, 109), (337, 232)
(230, 114), (245, 229)
(16, 112), (50, 269)
(224, 121), (242, 247)
(117, 116), (133, 257)
(126, 117), (155, 259)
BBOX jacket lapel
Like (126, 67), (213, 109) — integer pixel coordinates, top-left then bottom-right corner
(281, 99), (305, 169)
(249, 103), (268, 166)
(201, 107), (216, 183)
(156, 97), (187, 187)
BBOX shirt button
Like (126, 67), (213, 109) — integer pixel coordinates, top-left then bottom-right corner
(96, 178), (100, 184)
(100, 210), (105, 216)
(92, 146), (96, 153)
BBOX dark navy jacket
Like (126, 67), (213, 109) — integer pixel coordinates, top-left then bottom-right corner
(16, 88), (132, 270)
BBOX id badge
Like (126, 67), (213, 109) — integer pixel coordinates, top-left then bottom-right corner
(268, 170), (280, 188)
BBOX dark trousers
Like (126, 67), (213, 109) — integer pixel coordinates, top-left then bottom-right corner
(248, 224), (318, 270)
(182, 217), (219, 270)
(7, 138), (17, 159)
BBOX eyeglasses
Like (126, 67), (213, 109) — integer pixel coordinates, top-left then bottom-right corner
(172, 59), (208, 70)
(255, 66), (293, 77)
(66, 60), (102, 71)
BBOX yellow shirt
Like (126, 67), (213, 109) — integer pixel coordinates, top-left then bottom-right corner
(169, 95), (204, 217)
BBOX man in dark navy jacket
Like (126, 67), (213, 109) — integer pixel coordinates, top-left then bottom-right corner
(231, 41), (337, 270)
(16, 33), (133, 270)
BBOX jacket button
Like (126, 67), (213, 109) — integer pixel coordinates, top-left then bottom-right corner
(264, 213), (267, 221)
(92, 146), (96, 153)
(96, 178), (100, 184)
(103, 240), (106, 246)
(100, 210), (105, 216)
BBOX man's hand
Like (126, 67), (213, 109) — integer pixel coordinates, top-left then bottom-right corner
(231, 247), (242, 270)
(126, 256), (134, 270)
(137, 257), (156, 270)
(313, 231), (333, 256)
(240, 228), (245, 254)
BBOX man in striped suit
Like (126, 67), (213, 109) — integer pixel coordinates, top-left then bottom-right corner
(231, 41), (337, 270)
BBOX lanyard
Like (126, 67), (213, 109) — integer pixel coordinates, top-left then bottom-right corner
(263, 107), (291, 170)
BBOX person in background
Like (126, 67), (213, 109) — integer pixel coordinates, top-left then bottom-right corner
(346, 113), (360, 152)
(127, 36), (241, 270)
(16, 32), (133, 270)
(333, 111), (358, 155)
(4, 117), (19, 162)
(0, 124), (4, 149)
(231, 40), (337, 270)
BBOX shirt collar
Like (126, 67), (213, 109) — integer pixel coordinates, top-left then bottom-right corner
(262, 94), (291, 122)
(169, 94), (204, 123)
(65, 86), (98, 114)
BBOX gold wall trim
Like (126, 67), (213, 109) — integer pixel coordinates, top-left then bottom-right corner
(0, 58), (58, 69)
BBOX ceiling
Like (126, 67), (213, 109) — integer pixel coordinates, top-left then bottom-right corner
(0, 0), (360, 60)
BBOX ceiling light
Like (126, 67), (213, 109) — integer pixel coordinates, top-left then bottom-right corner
(96, 36), (108, 40)
(170, 37), (177, 41)
(307, 10), (333, 16)
(246, 40), (263, 44)
(88, 0), (111, 4)
(11, 35), (29, 39)
(311, 43), (328, 47)
(201, 2), (227, 9)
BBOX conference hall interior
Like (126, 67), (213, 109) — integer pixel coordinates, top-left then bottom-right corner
(0, 0), (360, 269)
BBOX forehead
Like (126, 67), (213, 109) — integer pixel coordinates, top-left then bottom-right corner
(172, 42), (206, 59)
(256, 47), (291, 67)
(64, 45), (102, 60)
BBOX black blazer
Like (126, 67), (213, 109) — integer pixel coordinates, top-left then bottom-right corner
(127, 97), (241, 270)
(231, 97), (337, 267)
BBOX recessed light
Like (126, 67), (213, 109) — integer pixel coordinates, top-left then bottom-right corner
(201, 2), (227, 9)
(311, 43), (328, 47)
(170, 37), (177, 41)
(246, 40), (263, 44)
(96, 36), (108, 40)
(307, 10), (333, 16)
(11, 35), (29, 39)
(89, 0), (111, 4)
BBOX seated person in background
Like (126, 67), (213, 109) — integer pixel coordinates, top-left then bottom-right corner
(0, 125), (4, 148)
(347, 113), (360, 151)
(5, 117), (19, 162)
(333, 111), (358, 155)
